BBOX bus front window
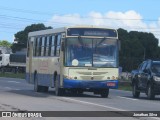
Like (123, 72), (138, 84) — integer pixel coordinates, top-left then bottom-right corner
(93, 39), (118, 67)
(65, 38), (92, 66)
(65, 37), (118, 67)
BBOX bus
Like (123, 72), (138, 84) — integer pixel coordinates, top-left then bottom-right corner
(26, 26), (119, 98)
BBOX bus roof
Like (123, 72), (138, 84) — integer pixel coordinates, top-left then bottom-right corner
(28, 26), (118, 38)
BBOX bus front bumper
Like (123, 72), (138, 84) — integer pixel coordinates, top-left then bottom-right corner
(63, 78), (118, 89)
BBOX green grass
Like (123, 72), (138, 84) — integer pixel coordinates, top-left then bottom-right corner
(0, 73), (25, 79)
(118, 84), (132, 91)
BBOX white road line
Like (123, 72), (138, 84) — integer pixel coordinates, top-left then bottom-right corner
(61, 97), (126, 111)
(14, 89), (20, 90)
(7, 81), (20, 84)
(151, 117), (160, 120)
(4, 87), (12, 89)
(60, 97), (160, 120)
(3, 87), (20, 90)
(110, 89), (131, 93)
(117, 96), (138, 101)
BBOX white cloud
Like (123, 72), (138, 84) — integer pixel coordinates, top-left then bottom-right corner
(46, 10), (160, 43)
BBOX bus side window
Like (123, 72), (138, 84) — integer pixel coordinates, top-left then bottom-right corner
(36, 38), (39, 56)
(38, 37), (42, 56)
(48, 36), (52, 56)
(27, 39), (30, 57)
(44, 37), (47, 56)
(41, 37), (45, 56)
(34, 38), (37, 56)
(54, 35), (61, 56)
(46, 36), (50, 56)
(50, 35), (55, 56)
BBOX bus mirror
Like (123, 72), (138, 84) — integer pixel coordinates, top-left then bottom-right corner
(61, 41), (65, 51)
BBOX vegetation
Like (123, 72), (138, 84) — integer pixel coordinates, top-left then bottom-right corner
(11, 23), (52, 52)
(0, 40), (12, 48)
(118, 28), (160, 72)
(118, 84), (132, 91)
(0, 73), (25, 79)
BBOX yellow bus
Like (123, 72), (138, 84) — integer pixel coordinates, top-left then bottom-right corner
(26, 26), (119, 98)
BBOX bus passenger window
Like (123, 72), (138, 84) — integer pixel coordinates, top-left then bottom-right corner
(56, 46), (60, 56)
(57, 35), (61, 46)
(48, 36), (52, 56)
(54, 35), (61, 56)
(50, 35), (55, 56)
(41, 37), (45, 56)
(27, 40), (30, 57)
(36, 38), (39, 56)
(38, 37), (42, 56)
(32, 38), (35, 56)
(51, 46), (55, 56)
(52, 36), (55, 46)
(44, 37), (47, 56)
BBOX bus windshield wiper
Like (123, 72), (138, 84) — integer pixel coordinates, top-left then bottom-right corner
(96, 37), (106, 47)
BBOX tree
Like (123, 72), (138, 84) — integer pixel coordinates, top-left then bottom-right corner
(12, 23), (52, 52)
(0, 40), (12, 48)
(118, 28), (160, 72)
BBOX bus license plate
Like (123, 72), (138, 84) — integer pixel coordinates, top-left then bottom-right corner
(107, 82), (115, 87)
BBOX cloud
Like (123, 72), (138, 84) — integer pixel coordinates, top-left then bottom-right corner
(46, 10), (160, 42)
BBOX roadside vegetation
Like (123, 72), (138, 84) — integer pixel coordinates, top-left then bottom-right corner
(0, 73), (25, 79)
(118, 84), (132, 91)
(118, 75), (132, 91)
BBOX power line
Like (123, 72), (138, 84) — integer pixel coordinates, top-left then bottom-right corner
(0, 6), (160, 22)
(1, 14), (160, 31)
(0, 6), (56, 16)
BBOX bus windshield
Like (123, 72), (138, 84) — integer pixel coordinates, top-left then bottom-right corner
(65, 37), (118, 67)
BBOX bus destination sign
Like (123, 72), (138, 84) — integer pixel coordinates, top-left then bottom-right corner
(67, 28), (117, 37)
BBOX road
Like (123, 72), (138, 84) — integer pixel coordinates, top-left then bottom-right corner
(0, 77), (160, 120)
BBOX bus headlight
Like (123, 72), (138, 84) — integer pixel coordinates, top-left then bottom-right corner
(153, 76), (160, 81)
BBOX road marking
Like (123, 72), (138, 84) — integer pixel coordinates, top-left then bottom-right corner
(4, 87), (12, 89)
(61, 97), (126, 111)
(7, 81), (20, 84)
(110, 89), (131, 93)
(117, 96), (138, 101)
(14, 89), (20, 90)
(60, 97), (160, 119)
(151, 117), (160, 120)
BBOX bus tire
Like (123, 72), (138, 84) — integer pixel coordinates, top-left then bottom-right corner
(100, 89), (109, 98)
(55, 75), (64, 96)
(34, 74), (42, 92)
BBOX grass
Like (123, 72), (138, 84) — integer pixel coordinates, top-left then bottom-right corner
(0, 73), (25, 79)
(118, 84), (132, 91)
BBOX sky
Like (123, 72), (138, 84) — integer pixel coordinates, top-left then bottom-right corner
(0, 0), (160, 43)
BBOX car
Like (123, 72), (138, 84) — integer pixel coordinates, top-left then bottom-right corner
(131, 60), (160, 100)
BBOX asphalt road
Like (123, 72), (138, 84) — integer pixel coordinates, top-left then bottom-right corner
(0, 77), (160, 120)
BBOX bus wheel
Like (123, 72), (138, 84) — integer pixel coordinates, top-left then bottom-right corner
(34, 74), (42, 92)
(100, 89), (109, 98)
(55, 76), (64, 96)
